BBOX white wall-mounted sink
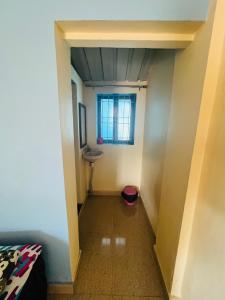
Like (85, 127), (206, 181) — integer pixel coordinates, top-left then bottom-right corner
(83, 148), (104, 163)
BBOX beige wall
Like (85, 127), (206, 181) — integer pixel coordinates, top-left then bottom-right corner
(84, 87), (146, 192)
(182, 31), (225, 300)
(155, 0), (216, 295)
(71, 67), (87, 203)
(55, 25), (80, 281)
(177, 0), (225, 298)
(140, 50), (175, 234)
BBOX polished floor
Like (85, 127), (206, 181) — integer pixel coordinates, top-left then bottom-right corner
(49, 196), (167, 300)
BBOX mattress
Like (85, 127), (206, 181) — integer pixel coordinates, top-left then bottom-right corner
(0, 244), (47, 300)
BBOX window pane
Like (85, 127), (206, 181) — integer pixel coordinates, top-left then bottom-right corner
(97, 94), (135, 144)
(101, 98), (114, 140)
(118, 99), (131, 141)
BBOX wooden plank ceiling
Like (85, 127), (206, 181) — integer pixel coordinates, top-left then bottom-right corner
(71, 48), (153, 82)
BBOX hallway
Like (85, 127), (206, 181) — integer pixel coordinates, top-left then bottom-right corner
(75, 195), (166, 299)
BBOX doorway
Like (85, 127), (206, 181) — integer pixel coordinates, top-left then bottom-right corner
(54, 20), (204, 298)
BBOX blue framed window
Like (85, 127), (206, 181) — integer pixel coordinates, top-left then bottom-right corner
(97, 94), (136, 145)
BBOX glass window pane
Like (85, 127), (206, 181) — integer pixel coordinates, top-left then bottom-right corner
(100, 98), (114, 140)
(118, 99), (131, 141)
(97, 94), (135, 144)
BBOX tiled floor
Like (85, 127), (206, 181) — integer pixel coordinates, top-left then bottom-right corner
(49, 196), (167, 300)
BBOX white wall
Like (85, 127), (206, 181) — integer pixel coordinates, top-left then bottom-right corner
(84, 87), (146, 192)
(0, 26), (72, 282)
(71, 67), (87, 203)
(140, 50), (175, 234)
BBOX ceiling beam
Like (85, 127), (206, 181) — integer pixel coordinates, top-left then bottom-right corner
(58, 21), (203, 49)
(84, 80), (148, 88)
(64, 33), (195, 49)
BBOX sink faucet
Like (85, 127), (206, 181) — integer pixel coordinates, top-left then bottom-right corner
(84, 145), (91, 153)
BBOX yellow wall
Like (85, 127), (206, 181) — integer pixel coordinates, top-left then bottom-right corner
(84, 87), (146, 192)
(155, 0), (217, 295)
(173, 0), (225, 298)
(71, 67), (87, 203)
(181, 35), (225, 299)
(140, 50), (175, 233)
(55, 25), (80, 281)
(182, 31), (225, 300)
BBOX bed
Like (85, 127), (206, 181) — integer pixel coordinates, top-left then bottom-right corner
(0, 244), (47, 300)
